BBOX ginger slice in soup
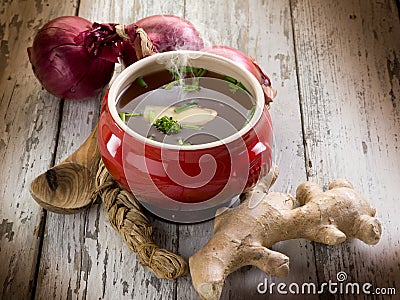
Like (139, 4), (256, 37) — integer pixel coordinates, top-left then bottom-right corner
(143, 105), (217, 126)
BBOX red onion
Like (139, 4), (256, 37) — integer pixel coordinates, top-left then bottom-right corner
(28, 15), (204, 99)
(27, 16), (116, 100)
(202, 46), (277, 104)
(120, 15), (204, 66)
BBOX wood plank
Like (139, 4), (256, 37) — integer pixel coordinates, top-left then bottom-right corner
(2, 0), (397, 299)
(180, 1), (316, 299)
(0, 0), (78, 299)
(177, 1), (239, 297)
(292, 0), (400, 298)
(35, 1), (186, 299)
(231, 0), (319, 298)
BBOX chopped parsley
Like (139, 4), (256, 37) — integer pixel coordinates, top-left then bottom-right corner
(154, 116), (181, 134)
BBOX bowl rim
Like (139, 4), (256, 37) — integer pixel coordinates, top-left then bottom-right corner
(107, 50), (266, 150)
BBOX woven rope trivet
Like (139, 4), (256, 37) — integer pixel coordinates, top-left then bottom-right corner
(91, 159), (188, 280)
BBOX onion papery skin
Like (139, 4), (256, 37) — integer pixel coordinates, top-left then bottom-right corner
(201, 46), (277, 103)
(28, 16), (115, 100)
(120, 15), (204, 66)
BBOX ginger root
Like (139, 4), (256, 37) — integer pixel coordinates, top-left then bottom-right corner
(189, 176), (381, 300)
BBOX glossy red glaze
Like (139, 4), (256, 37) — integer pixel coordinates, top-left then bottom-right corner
(98, 92), (273, 204)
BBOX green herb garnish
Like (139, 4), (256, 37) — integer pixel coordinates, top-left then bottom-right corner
(179, 66), (206, 76)
(174, 102), (198, 113)
(182, 77), (200, 92)
(183, 85), (200, 92)
(119, 112), (126, 123)
(149, 110), (156, 124)
(136, 77), (148, 88)
(236, 82), (248, 92)
(181, 124), (203, 130)
(228, 83), (240, 93)
(120, 112), (142, 123)
(224, 75), (237, 84)
(224, 76), (249, 93)
(177, 138), (192, 146)
(169, 67), (207, 82)
(165, 81), (198, 92)
(243, 105), (256, 127)
(169, 68), (180, 81)
(180, 66), (197, 74)
(164, 80), (178, 90)
(196, 68), (207, 77)
(147, 135), (155, 140)
(154, 116), (181, 134)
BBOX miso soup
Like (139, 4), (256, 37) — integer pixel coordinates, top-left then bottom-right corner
(117, 68), (256, 146)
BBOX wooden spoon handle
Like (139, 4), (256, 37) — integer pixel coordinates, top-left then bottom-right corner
(30, 126), (100, 214)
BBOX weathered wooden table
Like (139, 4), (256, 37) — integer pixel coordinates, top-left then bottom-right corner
(1, 0), (399, 299)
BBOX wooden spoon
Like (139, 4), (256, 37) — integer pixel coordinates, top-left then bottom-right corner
(30, 126), (100, 214)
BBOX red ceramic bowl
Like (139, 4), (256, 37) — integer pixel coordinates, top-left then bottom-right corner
(98, 51), (273, 223)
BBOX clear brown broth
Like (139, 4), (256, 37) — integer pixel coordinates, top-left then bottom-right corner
(117, 69), (255, 145)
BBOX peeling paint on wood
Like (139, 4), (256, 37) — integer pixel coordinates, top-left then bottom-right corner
(292, 0), (400, 298)
(0, 219), (14, 242)
(0, 0), (78, 298)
